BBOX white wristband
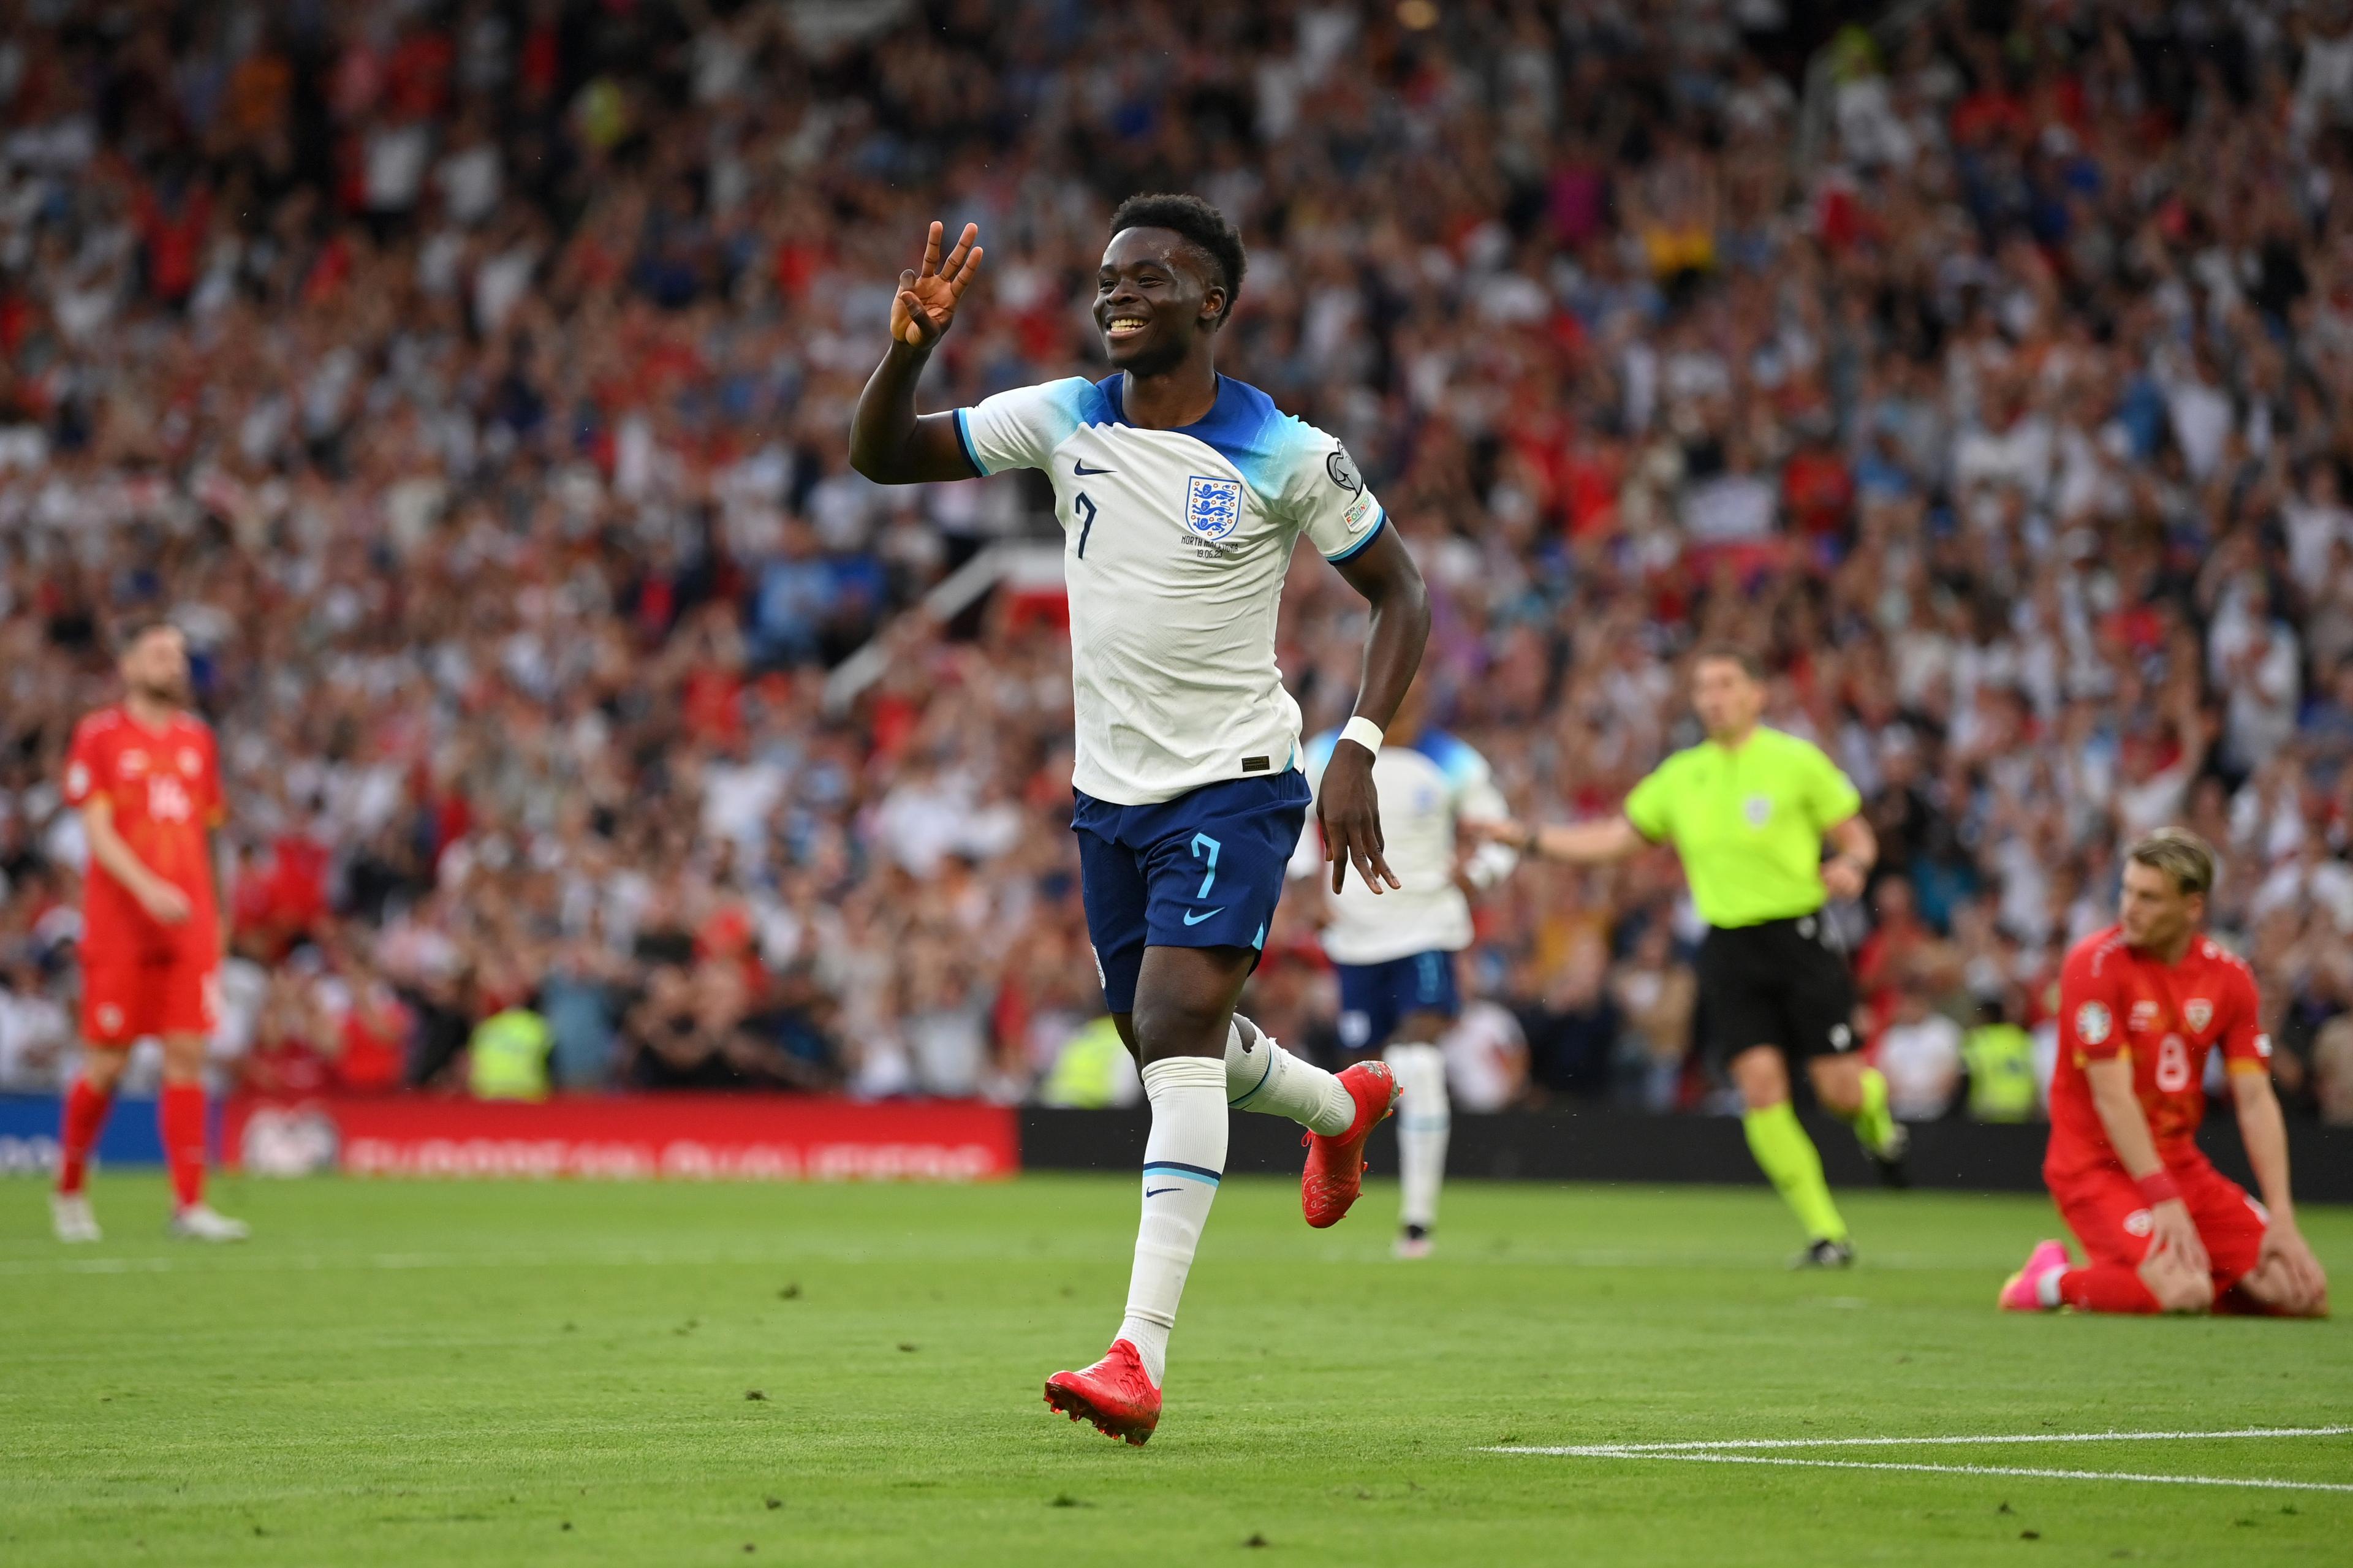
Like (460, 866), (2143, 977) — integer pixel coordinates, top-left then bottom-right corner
(1339, 714), (1385, 757)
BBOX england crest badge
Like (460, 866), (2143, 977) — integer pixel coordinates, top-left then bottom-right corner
(1184, 475), (1243, 541)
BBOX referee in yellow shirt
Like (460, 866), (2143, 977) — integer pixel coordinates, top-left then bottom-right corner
(1474, 645), (1906, 1265)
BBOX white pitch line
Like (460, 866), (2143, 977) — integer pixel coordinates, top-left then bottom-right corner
(1490, 1450), (2353, 1494)
(1495, 1425), (2353, 1455)
(1486, 1426), (2353, 1494)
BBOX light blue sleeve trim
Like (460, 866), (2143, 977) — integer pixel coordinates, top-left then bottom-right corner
(952, 407), (988, 477)
(1321, 507), (1388, 563)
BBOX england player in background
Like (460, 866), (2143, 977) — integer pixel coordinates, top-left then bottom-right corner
(1289, 678), (1515, 1257)
(850, 197), (1430, 1444)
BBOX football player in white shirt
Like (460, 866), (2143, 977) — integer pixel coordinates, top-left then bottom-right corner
(851, 195), (1430, 1445)
(1289, 678), (1515, 1258)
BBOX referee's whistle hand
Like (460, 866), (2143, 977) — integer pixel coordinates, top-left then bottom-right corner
(1822, 857), (1867, 902)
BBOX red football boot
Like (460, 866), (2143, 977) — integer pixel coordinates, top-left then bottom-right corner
(1043, 1339), (1162, 1445)
(1302, 1061), (1400, 1229)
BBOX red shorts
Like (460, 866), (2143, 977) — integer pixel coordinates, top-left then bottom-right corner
(2048, 1155), (2268, 1289)
(80, 948), (219, 1045)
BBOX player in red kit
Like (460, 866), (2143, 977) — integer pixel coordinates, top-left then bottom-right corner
(49, 621), (249, 1243)
(1999, 830), (2324, 1317)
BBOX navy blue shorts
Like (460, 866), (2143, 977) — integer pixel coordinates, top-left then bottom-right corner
(1335, 949), (1462, 1053)
(1074, 770), (1313, 1014)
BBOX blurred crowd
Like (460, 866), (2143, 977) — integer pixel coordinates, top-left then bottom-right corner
(4, 0), (2353, 1127)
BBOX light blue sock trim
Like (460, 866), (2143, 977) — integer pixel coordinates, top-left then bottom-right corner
(1141, 1160), (1222, 1187)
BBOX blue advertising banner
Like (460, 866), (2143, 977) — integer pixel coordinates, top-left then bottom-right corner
(0, 1092), (202, 1174)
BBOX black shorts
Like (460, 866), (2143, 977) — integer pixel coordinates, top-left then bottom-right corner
(1696, 914), (1859, 1065)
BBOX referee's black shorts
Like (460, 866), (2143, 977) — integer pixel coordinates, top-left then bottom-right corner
(1696, 912), (1860, 1066)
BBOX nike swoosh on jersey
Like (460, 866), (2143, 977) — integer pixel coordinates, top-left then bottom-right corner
(1073, 460), (1114, 475)
(1182, 907), (1224, 926)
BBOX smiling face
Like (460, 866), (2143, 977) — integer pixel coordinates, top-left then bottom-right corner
(1094, 226), (1226, 376)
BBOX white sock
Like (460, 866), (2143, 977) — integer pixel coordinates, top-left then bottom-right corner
(1115, 1056), (1228, 1387)
(1385, 1041), (1450, 1232)
(2036, 1265), (2064, 1309)
(1224, 1013), (1355, 1136)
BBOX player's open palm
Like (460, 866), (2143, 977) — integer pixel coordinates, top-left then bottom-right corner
(893, 221), (983, 347)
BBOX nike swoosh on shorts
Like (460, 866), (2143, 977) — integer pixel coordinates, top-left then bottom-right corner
(1182, 907), (1223, 925)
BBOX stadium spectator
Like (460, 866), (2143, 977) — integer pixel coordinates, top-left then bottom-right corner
(239, 971), (337, 1100)
(468, 1000), (553, 1102)
(0, 958), (70, 1092)
(2315, 1013), (2353, 1126)
(1609, 922), (1696, 1112)
(0, 0), (2345, 1135)
(1442, 999), (1531, 1114)
(1876, 986), (1965, 1123)
(539, 935), (626, 1091)
(1519, 928), (1618, 1100)
(1037, 1015), (1142, 1110)
(1958, 998), (2039, 1124)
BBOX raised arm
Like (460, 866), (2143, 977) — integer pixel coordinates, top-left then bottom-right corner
(1319, 525), (1430, 894)
(1499, 814), (1650, 865)
(849, 221), (987, 485)
(2230, 1066), (2330, 1312)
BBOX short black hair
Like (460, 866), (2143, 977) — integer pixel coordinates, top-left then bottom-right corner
(1692, 642), (1767, 681)
(1108, 193), (1246, 326)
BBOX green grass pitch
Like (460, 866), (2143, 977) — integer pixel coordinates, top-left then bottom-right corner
(2, 1173), (2347, 1566)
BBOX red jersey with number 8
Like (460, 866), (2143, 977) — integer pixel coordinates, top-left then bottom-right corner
(2047, 925), (2267, 1180)
(63, 706), (225, 960)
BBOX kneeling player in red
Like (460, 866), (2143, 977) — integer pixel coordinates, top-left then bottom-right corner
(1999, 830), (2324, 1317)
(49, 621), (248, 1244)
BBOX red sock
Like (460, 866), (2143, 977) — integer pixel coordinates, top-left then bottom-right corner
(159, 1082), (208, 1210)
(2057, 1265), (2159, 1314)
(57, 1077), (115, 1195)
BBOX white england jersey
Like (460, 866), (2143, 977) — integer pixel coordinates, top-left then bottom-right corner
(955, 374), (1386, 806)
(1288, 729), (1517, 966)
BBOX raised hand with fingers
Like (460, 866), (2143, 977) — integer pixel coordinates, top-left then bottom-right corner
(893, 221), (985, 348)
